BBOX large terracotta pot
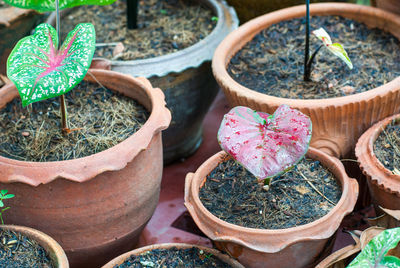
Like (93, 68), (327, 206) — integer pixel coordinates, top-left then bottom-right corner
(1, 224), (69, 268)
(355, 113), (400, 211)
(0, 69), (171, 267)
(212, 3), (400, 158)
(372, 0), (400, 16)
(48, 0), (238, 164)
(102, 243), (245, 268)
(184, 148), (358, 268)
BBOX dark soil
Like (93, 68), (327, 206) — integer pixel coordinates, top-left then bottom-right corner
(114, 246), (233, 268)
(60, 0), (217, 61)
(228, 16), (400, 99)
(374, 118), (400, 175)
(199, 156), (342, 229)
(0, 80), (149, 162)
(0, 229), (54, 268)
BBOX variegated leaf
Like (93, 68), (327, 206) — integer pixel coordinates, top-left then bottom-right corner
(3, 0), (117, 12)
(217, 105), (312, 180)
(7, 23), (95, 107)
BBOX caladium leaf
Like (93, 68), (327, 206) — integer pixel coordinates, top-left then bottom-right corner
(7, 23), (95, 107)
(3, 0), (117, 12)
(312, 27), (353, 70)
(217, 105), (312, 180)
(347, 227), (400, 268)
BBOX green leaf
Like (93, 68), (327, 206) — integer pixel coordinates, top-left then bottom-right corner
(0, 200), (4, 207)
(160, 9), (167, 15)
(211, 16), (218, 22)
(312, 27), (353, 70)
(7, 23), (95, 107)
(0, 190), (7, 195)
(347, 228), (400, 267)
(3, 194), (15, 199)
(3, 0), (117, 12)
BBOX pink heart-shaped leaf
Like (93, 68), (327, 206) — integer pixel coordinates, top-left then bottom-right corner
(217, 105), (312, 180)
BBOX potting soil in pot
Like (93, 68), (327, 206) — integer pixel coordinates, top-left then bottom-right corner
(0, 81), (149, 162)
(0, 229), (54, 268)
(228, 16), (400, 99)
(114, 246), (233, 268)
(374, 118), (400, 175)
(199, 157), (341, 229)
(60, 0), (217, 60)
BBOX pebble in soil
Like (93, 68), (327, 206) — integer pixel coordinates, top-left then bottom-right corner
(113, 247), (233, 268)
(60, 0), (217, 61)
(228, 16), (400, 99)
(374, 118), (400, 175)
(199, 157), (342, 229)
(0, 81), (149, 162)
(0, 229), (54, 268)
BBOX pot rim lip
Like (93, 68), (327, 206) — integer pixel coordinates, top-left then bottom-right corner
(0, 69), (171, 185)
(1, 224), (69, 267)
(212, 2), (400, 108)
(102, 243), (244, 268)
(185, 147), (358, 252)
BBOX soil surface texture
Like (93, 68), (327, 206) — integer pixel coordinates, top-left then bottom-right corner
(114, 246), (233, 268)
(228, 16), (400, 99)
(374, 118), (400, 175)
(0, 229), (54, 268)
(61, 0), (217, 60)
(199, 156), (341, 229)
(0, 80), (149, 162)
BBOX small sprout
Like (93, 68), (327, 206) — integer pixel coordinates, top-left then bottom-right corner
(0, 190), (14, 225)
(211, 16), (218, 22)
(160, 9), (167, 15)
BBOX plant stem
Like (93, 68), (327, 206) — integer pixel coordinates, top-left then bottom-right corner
(55, 0), (69, 131)
(127, 0), (139, 30)
(303, 0), (311, 81)
(304, 44), (323, 79)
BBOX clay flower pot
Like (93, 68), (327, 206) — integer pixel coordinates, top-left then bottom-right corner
(372, 0), (400, 16)
(355, 113), (400, 211)
(0, 69), (171, 268)
(212, 3), (400, 158)
(1, 224), (69, 268)
(48, 0), (238, 164)
(184, 147), (358, 268)
(102, 243), (245, 268)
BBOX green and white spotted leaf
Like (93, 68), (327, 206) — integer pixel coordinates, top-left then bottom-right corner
(7, 23), (95, 107)
(347, 227), (400, 268)
(313, 27), (353, 70)
(3, 0), (117, 12)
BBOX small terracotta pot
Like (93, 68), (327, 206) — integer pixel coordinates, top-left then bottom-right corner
(372, 0), (400, 16)
(0, 70), (171, 267)
(212, 3), (400, 158)
(184, 148), (358, 268)
(355, 114), (400, 211)
(102, 243), (245, 268)
(0, 225), (69, 267)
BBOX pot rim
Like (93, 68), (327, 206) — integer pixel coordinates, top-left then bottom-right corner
(101, 242), (245, 268)
(212, 2), (400, 109)
(356, 113), (400, 196)
(1, 224), (69, 268)
(184, 147), (359, 253)
(0, 69), (171, 185)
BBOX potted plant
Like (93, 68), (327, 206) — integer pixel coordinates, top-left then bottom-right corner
(212, 2), (400, 159)
(101, 243), (244, 268)
(185, 105), (358, 267)
(46, 0), (239, 163)
(0, 0), (171, 267)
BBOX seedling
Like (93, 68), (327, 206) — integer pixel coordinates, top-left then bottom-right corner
(347, 227), (400, 267)
(218, 105), (312, 189)
(0, 190), (15, 225)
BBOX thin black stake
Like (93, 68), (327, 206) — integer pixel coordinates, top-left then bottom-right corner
(304, 0), (311, 81)
(127, 0), (139, 29)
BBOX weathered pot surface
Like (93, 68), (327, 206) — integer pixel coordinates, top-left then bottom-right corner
(212, 3), (400, 158)
(1, 224), (69, 268)
(102, 243), (245, 268)
(185, 148), (358, 268)
(0, 69), (171, 267)
(356, 113), (400, 210)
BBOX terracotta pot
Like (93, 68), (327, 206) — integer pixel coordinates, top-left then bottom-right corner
(102, 243), (245, 268)
(212, 3), (400, 158)
(355, 113), (400, 211)
(184, 148), (358, 268)
(372, 0), (400, 16)
(48, 0), (238, 164)
(0, 69), (171, 267)
(1, 224), (69, 267)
